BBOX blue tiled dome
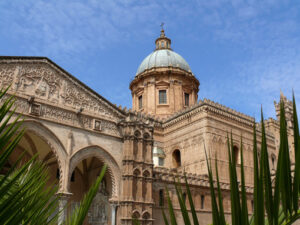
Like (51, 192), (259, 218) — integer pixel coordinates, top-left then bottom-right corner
(136, 49), (191, 76)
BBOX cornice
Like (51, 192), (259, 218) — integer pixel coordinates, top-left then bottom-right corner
(130, 67), (199, 90)
(163, 98), (255, 129)
(153, 167), (254, 193)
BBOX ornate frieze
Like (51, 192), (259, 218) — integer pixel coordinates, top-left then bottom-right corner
(1, 93), (121, 138)
(0, 58), (124, 122)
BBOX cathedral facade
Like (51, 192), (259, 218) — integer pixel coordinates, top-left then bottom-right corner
(0, 29), (295, 225)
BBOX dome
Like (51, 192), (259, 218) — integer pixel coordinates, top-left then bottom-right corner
(136, 49), (192, 75)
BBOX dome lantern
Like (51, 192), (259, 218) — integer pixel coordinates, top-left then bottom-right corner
(155, 23), (171, 50)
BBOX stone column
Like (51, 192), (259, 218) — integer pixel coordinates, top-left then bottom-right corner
(110, 203), (118, 225)
(57, 192), (72, 225)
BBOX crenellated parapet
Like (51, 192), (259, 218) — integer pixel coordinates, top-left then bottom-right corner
(153, 167), (254, 193)
(164, 98), (255, 128)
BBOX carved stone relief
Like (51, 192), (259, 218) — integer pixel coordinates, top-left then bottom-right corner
(0, 62), (122, 121)
(0, 62), (122, 137)
(88, 181), (110, 225)
(0, 65), (15, 87)
(1, 93), (120, 137)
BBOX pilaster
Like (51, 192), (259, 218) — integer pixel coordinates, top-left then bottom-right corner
(119, 113), (155, 225)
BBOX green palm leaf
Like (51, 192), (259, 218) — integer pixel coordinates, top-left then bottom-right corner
(292, 93), (300, 214)
(240, 137), (249, 225)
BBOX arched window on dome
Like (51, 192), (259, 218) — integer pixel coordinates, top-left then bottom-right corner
(172, 149), (181, 168)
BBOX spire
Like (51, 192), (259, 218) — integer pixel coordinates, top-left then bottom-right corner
(155, 23), (171, 50)
(160, 22), (165, 37)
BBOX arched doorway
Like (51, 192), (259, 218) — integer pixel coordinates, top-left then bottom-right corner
(69, 146), (121, 225)
(3, 129), (60, 188)
(69, 157), (112, 225)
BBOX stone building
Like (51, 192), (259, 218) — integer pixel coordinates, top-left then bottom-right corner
(0, 28), (295, 225)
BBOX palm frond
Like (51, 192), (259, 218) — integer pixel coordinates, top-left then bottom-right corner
(240, 137), (249, 225)
(292, 93), (300, 214)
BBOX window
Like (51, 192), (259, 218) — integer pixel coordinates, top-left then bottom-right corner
(271, 155), (276, 169)
(159, 189), (164, 206)
(172, 149), (181, 168)
(159, 90), (167, 104)
(233, 146), (239, 164)
(161, 41), (165, 47)
(251, 200), (254, 212)
(158, 157), (164, 166)
(201, 195), (205, 209)
(138, 95), (143, 109)
(184, 93), (189, 106)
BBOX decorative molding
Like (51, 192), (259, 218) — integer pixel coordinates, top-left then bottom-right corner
(153, 167), (254, 193)
(93, 119), (102, 131)
(0, 57), (125, 122)
(1, 94), (121, 138)
(163, 98), (255, 129)
(29, 103), (41, 116)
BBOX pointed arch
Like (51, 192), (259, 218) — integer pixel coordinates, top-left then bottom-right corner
(142, 169), (151, 178)
(69, 145), (121, 198)
(142, 210), (151, 219)
(15, 120), (67, 190)
(133, 167), (141, 176)
(132, 210), (140, 219)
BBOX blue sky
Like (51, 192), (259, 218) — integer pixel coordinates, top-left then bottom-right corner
(1, 0), (300, 119)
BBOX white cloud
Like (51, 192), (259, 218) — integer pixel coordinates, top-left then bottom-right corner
(0, 0), (164, 56)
